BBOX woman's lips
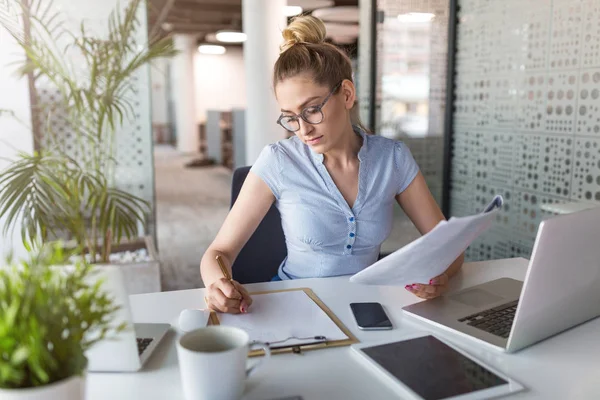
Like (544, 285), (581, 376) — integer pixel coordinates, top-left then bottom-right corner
(306, 136), (323, 145)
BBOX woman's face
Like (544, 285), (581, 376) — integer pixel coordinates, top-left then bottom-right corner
(275, 75), (354, 154)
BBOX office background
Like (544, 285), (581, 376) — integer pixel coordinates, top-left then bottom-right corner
(2, 0), (600, 286)
(360, 0), (600, 262)
(450, 0), (600, 261)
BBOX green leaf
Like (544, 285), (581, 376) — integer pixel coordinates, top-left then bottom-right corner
(10, 347), (30, 365)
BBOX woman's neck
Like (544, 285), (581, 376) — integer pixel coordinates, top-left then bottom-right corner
(323, 124), (362, 168)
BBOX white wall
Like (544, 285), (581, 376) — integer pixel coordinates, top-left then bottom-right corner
(194, 47), (247, 123)
(151, 58), (169, 125)
(0, 26), (34, 260)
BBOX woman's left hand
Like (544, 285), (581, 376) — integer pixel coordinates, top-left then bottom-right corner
(405, 272), (449, 299)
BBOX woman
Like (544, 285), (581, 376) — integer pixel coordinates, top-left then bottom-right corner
(200, 16), (464, 314)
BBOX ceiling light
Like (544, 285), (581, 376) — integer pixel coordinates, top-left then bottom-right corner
(198, 44), (226, 55)
(284, 6), (303, 17)
(397, 12), (435, 23)
(215, 30), (247, 43)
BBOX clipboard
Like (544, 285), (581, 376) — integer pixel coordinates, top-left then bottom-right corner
(208, 287), (359, 357)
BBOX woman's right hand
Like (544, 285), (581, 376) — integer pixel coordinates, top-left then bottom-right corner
(205, 278), (253, 314)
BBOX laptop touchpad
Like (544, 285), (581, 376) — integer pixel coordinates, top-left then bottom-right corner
(450, 288), (504, 308)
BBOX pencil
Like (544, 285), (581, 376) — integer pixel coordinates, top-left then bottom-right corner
(216, 255), (232, 281)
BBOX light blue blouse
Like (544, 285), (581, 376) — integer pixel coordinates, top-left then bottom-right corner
(250, 127), (420, 280)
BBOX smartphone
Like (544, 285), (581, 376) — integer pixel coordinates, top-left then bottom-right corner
(350, 302), (393, 330)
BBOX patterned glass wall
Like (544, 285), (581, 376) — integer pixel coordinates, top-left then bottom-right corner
(376, 0), (449, 206)
(30, 2), (156, 239)
(452, 0), (600, 261)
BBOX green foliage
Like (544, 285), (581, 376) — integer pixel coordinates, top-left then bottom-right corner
(0, 151), (150, 262)
(0, 0), (177, 261)
(0, 243), (127, 389)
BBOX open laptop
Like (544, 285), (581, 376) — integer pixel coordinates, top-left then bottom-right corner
(85, 266), (170, 371)
(402, 207), (600, 353)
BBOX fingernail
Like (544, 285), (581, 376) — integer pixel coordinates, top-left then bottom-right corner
(411, 284), (418, 288)
(429, 279), (434, 285)
(241, 307), (246, 313)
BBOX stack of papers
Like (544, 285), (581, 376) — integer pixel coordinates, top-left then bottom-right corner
(349, 195), (503, 286)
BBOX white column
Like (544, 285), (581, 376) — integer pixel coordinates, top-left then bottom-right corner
(358, 0), (375, 129)
(172, 34), (198, 153)
(243, 0), (287, 164)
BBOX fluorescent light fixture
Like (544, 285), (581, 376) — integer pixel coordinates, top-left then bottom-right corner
(284, 6), (303, 17)
(215, 30), (247, 43)
(198, 44), (226, 55)
(397, 12), (435, 23)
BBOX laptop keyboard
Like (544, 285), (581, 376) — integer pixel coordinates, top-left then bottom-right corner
(136, 338), (154, 356)
(457, 300), (519, 339)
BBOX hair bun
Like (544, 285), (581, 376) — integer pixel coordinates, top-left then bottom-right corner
(280, 15), (327, 53)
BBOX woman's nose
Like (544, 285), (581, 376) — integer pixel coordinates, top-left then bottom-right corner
(298, 118), (313, 136)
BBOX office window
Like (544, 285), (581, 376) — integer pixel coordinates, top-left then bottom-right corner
(375, 0), (450, 207)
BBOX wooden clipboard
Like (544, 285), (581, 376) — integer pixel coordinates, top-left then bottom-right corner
(208, 287), (359, 357)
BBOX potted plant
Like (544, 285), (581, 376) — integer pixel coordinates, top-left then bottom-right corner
(0, 0), (177, 292)
(0, 242), (126, 400)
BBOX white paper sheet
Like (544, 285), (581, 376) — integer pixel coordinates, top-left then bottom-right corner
(218, 291), (348, 347)
(349, 195), (503, 286)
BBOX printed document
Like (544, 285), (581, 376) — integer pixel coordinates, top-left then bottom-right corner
(349, 195), (503, 286)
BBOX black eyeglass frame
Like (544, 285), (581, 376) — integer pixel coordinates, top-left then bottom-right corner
(276, 81), (343, 132)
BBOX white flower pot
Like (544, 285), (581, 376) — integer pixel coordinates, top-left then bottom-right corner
(0, 374), (85, 400)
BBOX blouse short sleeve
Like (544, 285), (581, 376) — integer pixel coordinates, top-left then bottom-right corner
(394, 141), (420, 195)
(250, 144), (283, 199)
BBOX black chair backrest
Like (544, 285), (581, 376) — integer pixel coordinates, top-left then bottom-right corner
(230, 166), (287, 283)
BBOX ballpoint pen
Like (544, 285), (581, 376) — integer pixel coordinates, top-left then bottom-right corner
(216, 254), (232, 281)
(215, 254), (247, 312)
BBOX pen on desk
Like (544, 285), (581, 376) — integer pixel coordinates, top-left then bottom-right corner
(216, 255), (247, 313)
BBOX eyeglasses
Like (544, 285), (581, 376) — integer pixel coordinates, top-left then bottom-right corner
(276, 81), (342, 132)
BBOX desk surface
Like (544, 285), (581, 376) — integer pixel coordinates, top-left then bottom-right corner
(87, 258), (600, 400)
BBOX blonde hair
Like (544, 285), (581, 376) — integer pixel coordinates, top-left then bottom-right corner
(274, 16), (368, 132)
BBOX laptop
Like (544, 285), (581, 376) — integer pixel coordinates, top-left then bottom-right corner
(402, 207), (600, 353)
(85, 266), (170, 371)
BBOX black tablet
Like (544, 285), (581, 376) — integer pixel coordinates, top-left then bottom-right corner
(352, 333), (524, 400)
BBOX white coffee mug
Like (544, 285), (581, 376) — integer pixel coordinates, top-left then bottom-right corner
(176, 326), (271, 400)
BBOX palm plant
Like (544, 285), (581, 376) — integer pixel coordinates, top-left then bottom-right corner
(0, 0), (177, 262)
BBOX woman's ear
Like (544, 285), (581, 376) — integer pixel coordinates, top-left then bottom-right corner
(341, 79), (356, 110)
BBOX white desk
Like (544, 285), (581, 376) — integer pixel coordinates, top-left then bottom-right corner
(87, 258), (600, 400)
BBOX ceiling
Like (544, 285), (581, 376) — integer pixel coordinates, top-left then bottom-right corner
(146, 0), (359, 44)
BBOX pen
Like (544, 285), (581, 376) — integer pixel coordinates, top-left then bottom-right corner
(216, 255), (232, 281)
(216, 255), (246, 313)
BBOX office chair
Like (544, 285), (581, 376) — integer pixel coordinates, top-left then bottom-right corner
(230, 166), (287, 283)
(229, 167), (390, 283)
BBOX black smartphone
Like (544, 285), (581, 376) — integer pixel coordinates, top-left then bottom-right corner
(350, 302), (393, 330)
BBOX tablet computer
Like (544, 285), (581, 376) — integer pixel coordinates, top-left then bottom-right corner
(351, 332), (525, 400)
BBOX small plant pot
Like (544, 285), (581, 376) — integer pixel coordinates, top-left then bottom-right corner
(0, 374), (85, 400)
